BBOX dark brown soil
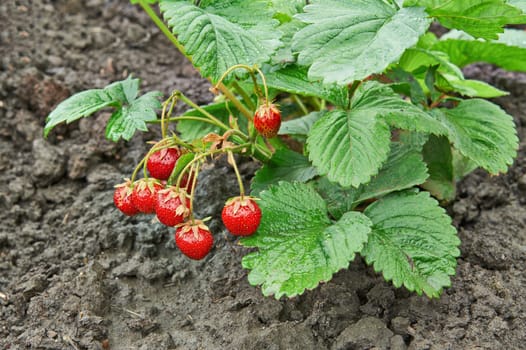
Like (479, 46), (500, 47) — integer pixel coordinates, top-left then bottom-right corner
(1, 1), (526, 349)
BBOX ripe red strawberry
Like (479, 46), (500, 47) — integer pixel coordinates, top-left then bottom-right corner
(175, 221), (213, 260)
(254, 102), (281, 138)
(221, 196), (262, 236)
(155, 187), (190, 226)
(147, 147), (181, 180)
(113, 180), (138, 216)
(131, 178), (163, 214)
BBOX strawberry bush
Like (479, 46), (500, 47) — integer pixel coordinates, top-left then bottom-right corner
(44, 0), (526, 299)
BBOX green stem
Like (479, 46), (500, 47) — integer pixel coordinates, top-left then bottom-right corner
(176, 91), (233, 131)
(137, 1), (190, 61)
(292, 94), (309, 115)
(228, 151), (245, 198)
(131, 158), (146, 183)
(232, 81), (255, 110)
(216, 82), (254, 122)
(188, 163), (200, 223)
(252, 66), (270, 104)
(148, 115), (228, 130)
(160, 100), (170, 139)
(309, 96), (322, 111)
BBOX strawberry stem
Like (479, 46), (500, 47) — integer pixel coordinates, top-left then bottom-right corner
(216, 82), (254, 122)
(232, 81), (255, 110)
(292, 94), (309, 115)
(136, 1), (191, 62)
(228, 151), (245, 198)
(175, 91), (235, 132)
(188, 163), (200, 224)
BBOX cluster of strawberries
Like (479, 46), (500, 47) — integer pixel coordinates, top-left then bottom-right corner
(113, 147), (261, 260)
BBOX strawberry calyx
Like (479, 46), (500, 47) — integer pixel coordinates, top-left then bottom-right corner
(176, 219), (209, 240)
(224, 195), (259, 215)
(114, 178), (134, 196)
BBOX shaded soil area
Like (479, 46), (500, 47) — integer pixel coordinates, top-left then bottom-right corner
(1, 1), (526, 349)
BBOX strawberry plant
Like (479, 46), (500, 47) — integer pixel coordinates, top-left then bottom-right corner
(44, 0), (526, 298)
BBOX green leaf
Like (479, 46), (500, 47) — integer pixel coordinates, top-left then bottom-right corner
(399, 48), (464, 78)
(421, 135), (456, 201)
(314, 177), (361, 220)
(437, 99), (518, 174)
(278, 110), (326, 136)
(270, 19), (306, 64)
(292, 0), (431, 84)
(386, 68), (427, 105)
(398, 47), (508, 98)
(251, 149), (317, 195)
(160, 0), (281, 83)
(262, 65), (349, 107)
(357, 142), (429, 202)
(307, 82), (446, 188)
(167, 152), (195, 185)
(307, 109), (391, 188)
(271, 0), (305, 19)
(436, 74), (509, 98)
(44, 90), (115, 137)
(314, 141), (429, 219)
(432, 29), (526, 71)
(105, 91), (162, 142)
(241, 182), (371, 298)
(405, 0), (525, 39)
(45, 77), (162, 141)
(357, 82), (448, 135)
(452, 149), (479, 180)
(362, 190), (460, 298)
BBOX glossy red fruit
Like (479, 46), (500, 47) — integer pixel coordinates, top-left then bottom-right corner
(221, 196), (262, 236)
(254, 102), (281, 138)
(147, 147), (181, 180)
(175, 221), (213, 260)
(131, 178), (163, 214)
(113, 180), (138, 216)
(155, 187), (190, 227)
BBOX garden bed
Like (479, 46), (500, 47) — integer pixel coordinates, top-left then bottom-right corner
(1, 1), (525, 349)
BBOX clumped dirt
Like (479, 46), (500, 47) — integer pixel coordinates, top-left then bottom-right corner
(1, 1), (526, 349)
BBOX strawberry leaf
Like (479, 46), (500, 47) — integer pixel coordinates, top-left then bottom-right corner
(421, 135), (456, 201)
(167, 153), (195, 186)
(362, 190), (460, 298)
(306, 82), (444, 188)
(437, 99), (518, 174)
(432, 29), (526, 71)
(160, 0), (281, 83)
(307, 108), (391, 188)
(292, 0), (431, 84)
(262, 65), (350, 107)
(314, 141), (429, 219)
(241, 182), (371, 298)
(105, 91), (162, 142)
(356, 142), (429, 203)
(45, 77), (162, 141)
(250, 149), (317, 195)
(278, 110), (326, 137)
(405, 0), (525, 40)
(398, 47), (509, 98)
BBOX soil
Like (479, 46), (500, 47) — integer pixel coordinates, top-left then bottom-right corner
(1, 1), (526, 349)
